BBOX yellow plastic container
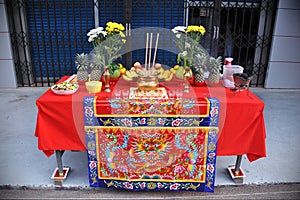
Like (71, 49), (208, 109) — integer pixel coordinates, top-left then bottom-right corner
(85, 81), (102, 93)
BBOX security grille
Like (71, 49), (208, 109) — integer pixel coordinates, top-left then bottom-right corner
(6, 0), (277, 87)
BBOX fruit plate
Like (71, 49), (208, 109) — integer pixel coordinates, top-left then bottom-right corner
(51, 82), (79, 95)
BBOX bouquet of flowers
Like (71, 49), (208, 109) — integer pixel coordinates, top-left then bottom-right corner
(172, 25), (207, 68)
(87, 22), (126, 79)
(172, 25), (210, 83)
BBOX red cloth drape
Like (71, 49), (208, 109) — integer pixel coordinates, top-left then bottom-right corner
(35, 77), (266, 162)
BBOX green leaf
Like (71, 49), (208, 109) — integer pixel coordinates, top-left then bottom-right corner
(177, 54), (182, 64)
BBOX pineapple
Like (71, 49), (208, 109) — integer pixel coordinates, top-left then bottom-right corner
(194, 68), (206, 82)
(208, 56), (222, 85)
(193, 54), (209, 83)
(76, 53), (89, 81)
(90, 53), (103, 81)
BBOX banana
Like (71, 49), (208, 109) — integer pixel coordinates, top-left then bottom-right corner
(165, 73), (173, 81)
(125, 70), (132, 77)
(131, 71), (138, 78)
(122, 74), (133, 81)
(158, 73), (164, 79)
(163, 70), (171, 79)
(158, 68), (164, 74)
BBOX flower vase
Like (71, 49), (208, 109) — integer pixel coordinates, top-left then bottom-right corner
(183, 67), (192, 93)
(103, 67), (111, 92)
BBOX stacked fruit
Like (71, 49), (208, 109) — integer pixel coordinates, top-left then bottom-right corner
(122, 62), (175, 82)
(121, 62), (196, 82)
(173, 65), (193, 80)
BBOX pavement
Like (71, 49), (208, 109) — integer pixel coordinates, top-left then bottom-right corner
(0, 87), (300, 199)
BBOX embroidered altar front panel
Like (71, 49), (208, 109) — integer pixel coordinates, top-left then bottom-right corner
(84, 96), (219, 192)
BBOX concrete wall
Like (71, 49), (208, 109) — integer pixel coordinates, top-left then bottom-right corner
(265, 0), (300, 88)
(0, 0), (17, 88)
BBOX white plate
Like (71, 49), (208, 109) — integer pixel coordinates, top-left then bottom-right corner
(51, 82), (79, 95)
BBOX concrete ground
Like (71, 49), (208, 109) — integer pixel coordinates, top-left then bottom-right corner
(0, 87), (299, 198)
(1, 183), (300, 199)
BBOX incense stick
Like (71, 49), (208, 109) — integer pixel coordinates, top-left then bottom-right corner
(145, 33), (149, 70)
(129, 23), (131, 36)
(148, 33), (153, 71)
(152, 33), (160, 69)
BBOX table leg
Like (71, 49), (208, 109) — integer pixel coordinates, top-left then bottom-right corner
(52, 150), (70, 186)
(227, 155), (246, 183)
(55, 150), (65, 176)
(234, 155), (242, 175)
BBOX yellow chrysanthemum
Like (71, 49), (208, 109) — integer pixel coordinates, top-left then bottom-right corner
(186, 25), (206, 35)
(105, 22), (125, 34)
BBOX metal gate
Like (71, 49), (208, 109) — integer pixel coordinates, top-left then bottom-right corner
(6, 0), (277, 87)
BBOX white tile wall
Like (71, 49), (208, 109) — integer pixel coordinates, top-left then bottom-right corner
(279, 0), (300, 9)
(265, 62), (300, 88)
(265, 0), (300, 88)
(0, 1), (17, 88)
(269, 37), (300, 62)
(0, 60), (17, 88)
(0, 33), (13, 59)
(0, 4), (8, 32)
(274, 9), (300, 37)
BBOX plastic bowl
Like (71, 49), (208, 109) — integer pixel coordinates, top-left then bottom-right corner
(233, 73), (253, 88)
(85, 81), (102, 93)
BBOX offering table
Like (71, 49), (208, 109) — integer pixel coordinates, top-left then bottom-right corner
(35, 76), (266, 186)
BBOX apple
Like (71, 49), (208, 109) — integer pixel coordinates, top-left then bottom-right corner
(154, 63), (162, 70)
(133, 62), (142, 69)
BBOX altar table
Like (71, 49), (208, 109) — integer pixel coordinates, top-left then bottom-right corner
(35, 76), (266, 185)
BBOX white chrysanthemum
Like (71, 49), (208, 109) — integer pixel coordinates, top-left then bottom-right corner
(95, 27), (104, 32)
(172, 26), (187, 33)
(182, 51), (187, 57)
(88, 34), (97, 42)
(87, 27), (104, 36)
(97, 30), (107, 37)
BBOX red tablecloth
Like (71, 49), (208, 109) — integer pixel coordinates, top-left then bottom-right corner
(35, 77), (266, 162)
